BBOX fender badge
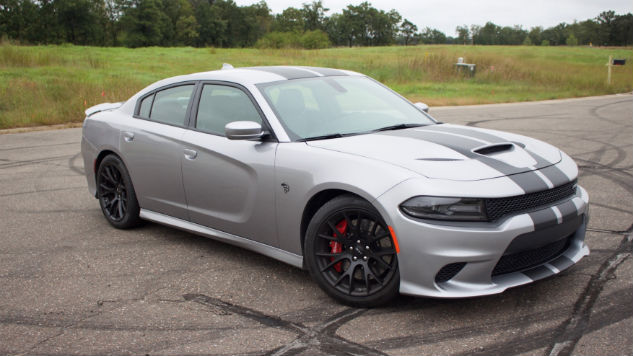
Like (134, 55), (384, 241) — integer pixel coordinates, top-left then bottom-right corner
(281, 183), (290, 194)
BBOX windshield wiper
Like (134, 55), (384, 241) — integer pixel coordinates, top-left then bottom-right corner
(373, 123), (427, 132)
(299, 133), (345, 141)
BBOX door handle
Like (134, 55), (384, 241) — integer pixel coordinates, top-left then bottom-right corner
(183, 149), (197, 160)
(123, 132), (135, 142)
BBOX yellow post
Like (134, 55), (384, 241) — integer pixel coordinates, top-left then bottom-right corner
(606, 55), (613, 85)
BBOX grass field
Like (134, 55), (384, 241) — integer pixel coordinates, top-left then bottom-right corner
(0, 44), (631, 129)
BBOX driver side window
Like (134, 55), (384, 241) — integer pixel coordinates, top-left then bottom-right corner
(195, 85), (262, 136)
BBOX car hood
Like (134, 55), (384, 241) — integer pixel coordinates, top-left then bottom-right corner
(306, 124), (562, 181)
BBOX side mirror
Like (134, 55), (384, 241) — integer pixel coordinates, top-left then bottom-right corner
(225, 121), (264, 140)
(414, 102), (429, 113)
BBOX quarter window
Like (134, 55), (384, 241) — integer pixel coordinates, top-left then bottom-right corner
(145, 85), (194, 126)
(195, 85), (262, 135)
(138, 94), (154, 118)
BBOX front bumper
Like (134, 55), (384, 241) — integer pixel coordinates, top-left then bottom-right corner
(376, 184), (589, 298)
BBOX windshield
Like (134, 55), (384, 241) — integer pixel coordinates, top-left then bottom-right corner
(257, 76), (436, 141)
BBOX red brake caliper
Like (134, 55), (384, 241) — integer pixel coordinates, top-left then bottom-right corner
(330, 220), (347, 272)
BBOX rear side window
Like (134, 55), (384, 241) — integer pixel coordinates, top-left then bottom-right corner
(141, 85), (194, 126)
(195, 85), (262, 135)
(138, 94), (154, 118)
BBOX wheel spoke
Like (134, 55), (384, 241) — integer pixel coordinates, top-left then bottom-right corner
(370, 232), (390, 243)
(104, 166), (117, 184)
(99, 183), (114, 192)
(117, 199), (123, 219)
(317, 233), (339, 242)
(361, 266), (370, 295)
(371, 269), (384, 286)
(347, 264), (356, 295)
(372, 256), (393, 270)
(326, 221), (345, 239)
(373, 249), (396, 256)
(333, 271), (349, 287)
(321, 256), (348, 272)
(316, 252), (343, 257)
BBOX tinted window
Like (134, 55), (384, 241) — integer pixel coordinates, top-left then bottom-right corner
(196, 85), (262, 135)
(259, 76), (434, 140)
(149, 85), (194, 126)
(138, 94), (154, 118)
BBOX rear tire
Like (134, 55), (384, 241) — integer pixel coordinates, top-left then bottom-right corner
(96, 154), (141, 229)
(305, 195), (399, 307)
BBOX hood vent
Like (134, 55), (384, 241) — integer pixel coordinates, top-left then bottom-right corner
(474, 143), (515, 156)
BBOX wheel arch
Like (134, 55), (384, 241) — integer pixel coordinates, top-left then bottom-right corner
(299, 189), (366, 259)
(93, 149), (126, 197)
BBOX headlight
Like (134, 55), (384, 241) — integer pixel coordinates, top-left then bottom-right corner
(399, 196), (487, 221)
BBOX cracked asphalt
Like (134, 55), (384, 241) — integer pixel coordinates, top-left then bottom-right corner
(1, 94), (631, 356)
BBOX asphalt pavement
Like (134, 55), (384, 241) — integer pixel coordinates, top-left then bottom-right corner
(1, 94), (631, 356)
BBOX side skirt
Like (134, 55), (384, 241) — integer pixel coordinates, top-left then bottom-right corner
(139, 209), (304, 269)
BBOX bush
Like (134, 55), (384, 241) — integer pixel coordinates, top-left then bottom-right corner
(522, 36), (533, 46)
(300, 30), (331, 49)
(566, 34), (578, 46)
(256, 30), (330, 49)
(256, 31), (300, 49)
(541, 39), (550, 46)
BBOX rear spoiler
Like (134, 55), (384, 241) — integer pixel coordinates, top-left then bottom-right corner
(85, 102), (123, 117)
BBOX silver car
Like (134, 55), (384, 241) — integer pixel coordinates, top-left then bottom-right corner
(81, 65), (589, 307)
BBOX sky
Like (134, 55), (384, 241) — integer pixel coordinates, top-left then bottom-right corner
(233, 0), (633, 37)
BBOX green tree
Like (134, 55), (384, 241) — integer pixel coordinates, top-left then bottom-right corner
(611, 13), (633, 46)
(120, 0), (167, 47)
(456, 25), (470, 44)
(565, 33), (578, 46)
(400, 19), (417, 45)
(192, 0), (227, 47)
(176, 15), (198, 46)
(540, 39), (550, 46)
(522, 36), (532, 45)
(595, 10), (615, 45)
(419, 27), (446, 44)
(273, 7), (304, 33)
(301, 1), (328, 31)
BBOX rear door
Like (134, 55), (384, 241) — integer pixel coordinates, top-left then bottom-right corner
(181, 83), (278, 246)
(119, 83), (196, 220)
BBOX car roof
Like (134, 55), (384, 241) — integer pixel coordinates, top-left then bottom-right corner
(118, 65), (363, 116)
(154, 65), (363, 87)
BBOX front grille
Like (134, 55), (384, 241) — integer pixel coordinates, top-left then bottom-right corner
(485, 180), (577, 221)
(435, 262), (466, 283)
(492, 236), (571, 276)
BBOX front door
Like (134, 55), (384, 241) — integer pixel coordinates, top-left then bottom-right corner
(181, 83), (278, 246)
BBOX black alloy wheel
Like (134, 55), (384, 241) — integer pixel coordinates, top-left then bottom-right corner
(305, 195), (399, 307)
(96, 154), (141, 229)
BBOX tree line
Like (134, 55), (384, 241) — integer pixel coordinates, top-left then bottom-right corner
(1, 0), (631, 48)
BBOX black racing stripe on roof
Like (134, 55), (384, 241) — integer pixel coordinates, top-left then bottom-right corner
(248, 66), (319, 79)
(301, 67), (349, 76)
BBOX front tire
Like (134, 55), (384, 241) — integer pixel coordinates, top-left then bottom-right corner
(305, 195), (399, 307)
(96, 154), (141, 229)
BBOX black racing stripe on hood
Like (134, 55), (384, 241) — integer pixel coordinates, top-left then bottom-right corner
(525, 150), (571, 186)
(382, 128), (551, 193)
(300, 67), (348, 76)
(248, 66), (319, 79)
(425, 124), (510, 144)
(429, 125), (571, 187)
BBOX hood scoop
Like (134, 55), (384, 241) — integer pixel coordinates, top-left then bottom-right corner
(474, 143), (515, 156)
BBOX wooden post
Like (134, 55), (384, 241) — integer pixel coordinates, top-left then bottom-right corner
(606, 55), (613, 85)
